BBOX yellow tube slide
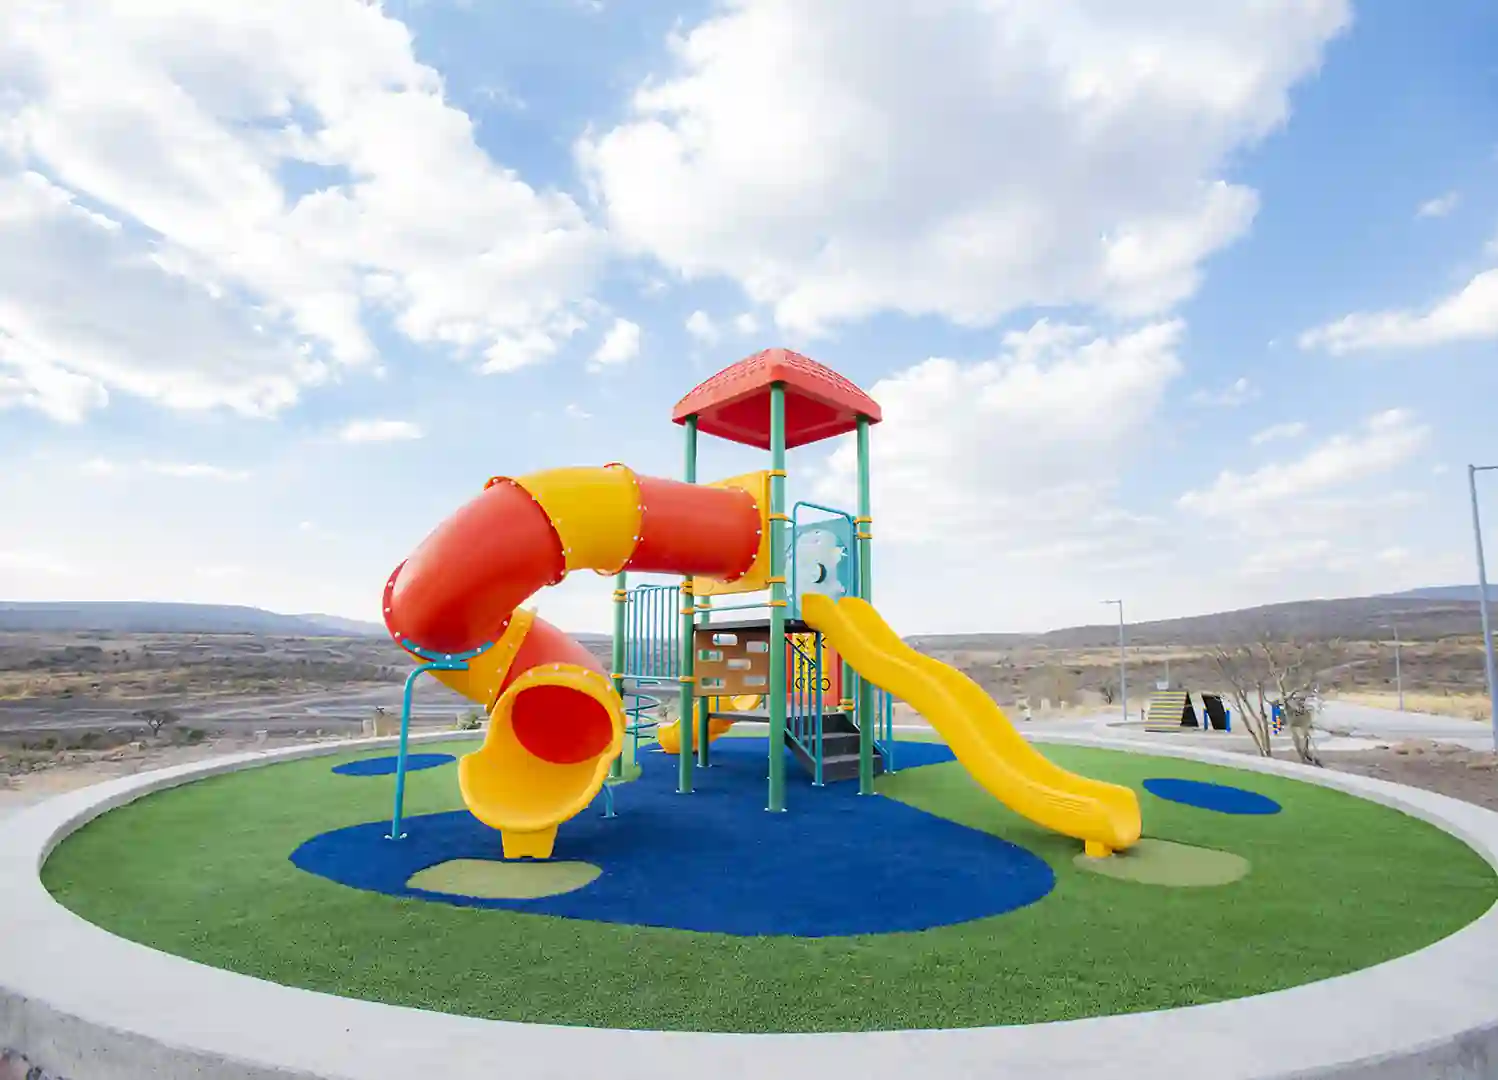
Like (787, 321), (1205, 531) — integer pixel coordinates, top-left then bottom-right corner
(458, 664), (625, 859)
(800, 594), (1141, 856)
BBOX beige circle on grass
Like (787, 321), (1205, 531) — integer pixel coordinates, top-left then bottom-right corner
(1073, 838), (1249, 887)
(406, 859), (602, 900)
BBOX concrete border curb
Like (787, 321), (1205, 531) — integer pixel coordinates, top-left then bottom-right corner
(3, 731), (1497, 1079)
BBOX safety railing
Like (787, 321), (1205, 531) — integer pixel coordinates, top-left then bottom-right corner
(786, 633), (826, 786)
(601, 689), (662, 818)
(875, 686), (897, 774)
(788, 500), (859, 618)
(622, 583), (680, 683)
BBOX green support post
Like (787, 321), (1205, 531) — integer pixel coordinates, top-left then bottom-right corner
(767, 383), (788, 812)
(856, 416), (875, 794)
(610, 570), (628, 780)
(678, 417), (699, 795)
(697, 594), (712, 768)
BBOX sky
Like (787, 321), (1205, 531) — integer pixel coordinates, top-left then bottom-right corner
(0, 0), (1494, 636)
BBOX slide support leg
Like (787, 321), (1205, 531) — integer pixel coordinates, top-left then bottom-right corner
(768, 382), (789, 812)
(856, 415), (875, 795)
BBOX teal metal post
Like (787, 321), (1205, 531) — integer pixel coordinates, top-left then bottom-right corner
(767, 383), (789, 812)
(697, 593), (712, 768)
(387, 658), (467, 840)
(610, 570), (628, 780)
(678, 416), (699, 795)
(855, 416), (875, 794)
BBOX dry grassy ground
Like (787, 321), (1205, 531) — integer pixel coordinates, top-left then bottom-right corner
(2, 628), (1492, 811)
(928, 639), (1493, 721)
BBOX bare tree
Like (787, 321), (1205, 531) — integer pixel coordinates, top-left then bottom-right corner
(1210, 637), (1339, 765)
(134, 707), (181, 737)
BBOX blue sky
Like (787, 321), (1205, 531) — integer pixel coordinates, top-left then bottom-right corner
(0, 0), (1494, 635)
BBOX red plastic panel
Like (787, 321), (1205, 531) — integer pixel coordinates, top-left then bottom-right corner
(670, 348), (882, 449)
(625, 475), (761, 579)
(384, 478), (565, 654)
(502, 615), (607, 690)
(510, 684), (616, 765)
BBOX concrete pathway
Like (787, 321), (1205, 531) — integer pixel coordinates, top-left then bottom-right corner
(0, 790), (38, 822)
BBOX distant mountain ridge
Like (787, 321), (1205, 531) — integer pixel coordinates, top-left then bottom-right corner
(0, 601), (385, 637)
(0, 600), (614, 645)
(1382, 585), (1498, 603)
(1, 586), (1490, 646)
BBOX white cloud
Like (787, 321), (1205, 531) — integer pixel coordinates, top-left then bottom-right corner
(684, 310), (718, 343)
(816, 318), (1183, 547)
(338, 418), (423, 443)
(590, 317), (641, 368)
(79, 457), (249, 480)
(1299, 268), (1498, 354)
(150, 462), (251, 480)
(732, 312), (760, 335)
(1179, 408), (1429, 519)
(1191, 376), (1258, 407)
(1249, 420), (1306, 445)
(578, 1), (1350, 337)
(564, 402), (592, 419)
(194, 564), (245, 579)
(474, 83), (527, 112)
(0, 549), (76, 576)
(0, 0), (601, 422)
(1416, 192), (1459, 219)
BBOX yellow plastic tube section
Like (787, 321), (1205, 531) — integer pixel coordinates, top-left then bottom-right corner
(458, 663), (625, 860)
(800, 594), (1142, 856)
(655, 694), (762, 755)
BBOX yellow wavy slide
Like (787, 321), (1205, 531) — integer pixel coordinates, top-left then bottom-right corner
(800, 594), (1142, 856)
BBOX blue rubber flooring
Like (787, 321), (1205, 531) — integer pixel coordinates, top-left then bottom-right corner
(1143, 777), (1282, 815)
(291, 738), (1056, 937)
(332, 753), (455, 777)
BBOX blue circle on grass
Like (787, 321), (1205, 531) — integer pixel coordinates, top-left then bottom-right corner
(1144, 777), (1281, 815)
(294, 739), (1056, 937)
(332, 753), (455, 777)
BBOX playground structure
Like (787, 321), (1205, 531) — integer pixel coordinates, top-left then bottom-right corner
(1144, 690), (1231, 733)
(381, 348), (1142, 860)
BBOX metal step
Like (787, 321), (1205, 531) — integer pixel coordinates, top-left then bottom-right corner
(708, 708), (849, 724)
(816, 751), (886, 783)
(786, 732), (885, 783)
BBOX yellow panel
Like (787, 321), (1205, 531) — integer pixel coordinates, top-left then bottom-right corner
(692, 469), (772, 597)
(514, 465), (642, 574)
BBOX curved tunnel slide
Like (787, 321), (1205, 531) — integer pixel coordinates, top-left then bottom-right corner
(801, 594), (1142, 856)
(384, 464), (765, 858)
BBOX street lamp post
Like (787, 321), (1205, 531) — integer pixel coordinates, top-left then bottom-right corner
(1102, 599), (1127, 724)
(1469, 465), (1498, 751)
(1382, 621), (1403, 712)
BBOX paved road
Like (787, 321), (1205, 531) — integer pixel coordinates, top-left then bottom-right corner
(1317, 701), (1494, 749)
(1032, 701), (1495, 752)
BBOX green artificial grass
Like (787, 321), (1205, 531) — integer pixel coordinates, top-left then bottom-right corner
(41, 739), (1497, 1033)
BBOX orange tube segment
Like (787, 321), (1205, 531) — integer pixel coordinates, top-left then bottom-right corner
(627, 475), (761, 580)
(385, 478), (564, 655)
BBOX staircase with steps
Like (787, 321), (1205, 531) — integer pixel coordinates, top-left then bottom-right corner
(707, 706), (884, 783)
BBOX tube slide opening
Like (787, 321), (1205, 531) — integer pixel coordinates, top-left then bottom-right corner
(511, 682), (617, 765)
(458, 665), (624, 842)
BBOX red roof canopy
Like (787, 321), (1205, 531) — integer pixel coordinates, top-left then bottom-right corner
(671, 348), (882, 450)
